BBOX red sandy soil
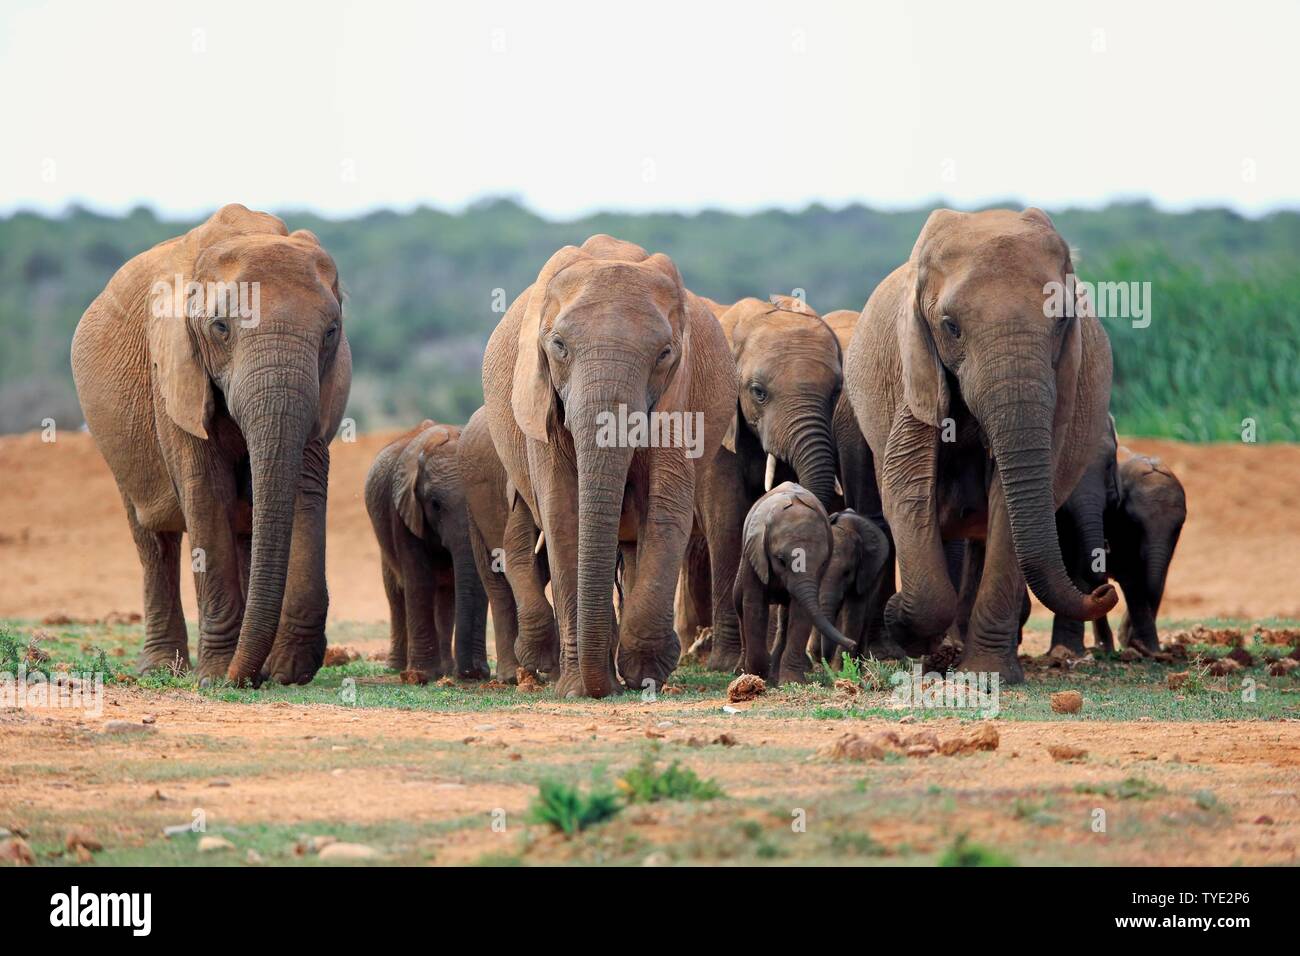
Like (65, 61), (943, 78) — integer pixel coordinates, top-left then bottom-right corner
(0, 430), (1297, 623)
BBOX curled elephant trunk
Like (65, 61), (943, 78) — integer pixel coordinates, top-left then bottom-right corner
(984, 385), (1117, 622)
(790, 576), (854, 650)
(573, 409), (636, 698)
(226, 380), (315, 684)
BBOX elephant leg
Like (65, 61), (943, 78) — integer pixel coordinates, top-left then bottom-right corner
(125, 500), (190, 674)
(179, 462), (245, 682)
(697, 448), (745, 673)
(1092, 612), (1115, 653)
(616, 457), (692, 693)
(734, 564), (771, 681)
(469, 517), (518, 682)
(503, 502), (558, 680)
(399, 549), (442, 683)
(530, 455), (590, 698)
(951, 539), (984, 648)
(673, 527), (711, 653)
(434, 574), (456, 679)
(959, 478), (1026, 683)
(381, 563), (408, 671)
(263, 440), (330, 685)
(778, 600), (815, 684)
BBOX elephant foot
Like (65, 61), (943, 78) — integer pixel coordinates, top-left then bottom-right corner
(778, 664), (812, 685)
(386, 653), (407, 672)
(456, 660), (492, 681)
(705, 638), (741, 674)
(957, 643), (1024, 685)
(865, 635), (909, 661)
(618, 635), (680, 696)
(136, 644), (190, 676)
(263, 635), (326, 685)
(552, 667), (587, 699)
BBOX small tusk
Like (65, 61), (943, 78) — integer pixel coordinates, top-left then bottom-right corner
(834, 476), (843, 497)
(764, 454), (777, 492)
(534, 531), (545, 555)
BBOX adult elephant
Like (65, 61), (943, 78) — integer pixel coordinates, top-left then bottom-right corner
(71, 204), (351, 685)
(844, 208), (1117, 682)
(678, 295), (846, 672)
(482, 235), (735, 698)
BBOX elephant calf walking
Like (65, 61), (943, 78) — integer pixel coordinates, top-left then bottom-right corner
(365, 421), (489, 683)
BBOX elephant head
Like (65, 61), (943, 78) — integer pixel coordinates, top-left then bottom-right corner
(743, 482), (853, 653)
(819, 509), (891, 657)
(1114, 454), (1186, 650)
(146, 210), (350, 683)
(900, 208), (1116, 623)
(511, 235), (695, 697)
(720, 296), (843, 507)
(394, 423), (488, 678)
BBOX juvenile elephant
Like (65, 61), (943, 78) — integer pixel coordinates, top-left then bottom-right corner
(1050, 416), (1121, 654)
(815, 509), (891, 662)
(459, 406), (559, 682)
(844, 208), (1117, 683)
(677, 295), (846, 672)
(71, 204), (351, 685)
(482, 235), (736, 698)
(733, 482), (854, 683)
(365, 421), (489, 682)
(1106, 454), (1187, 653)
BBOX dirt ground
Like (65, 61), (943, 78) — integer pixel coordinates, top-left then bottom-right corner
(1, 429), (1298, 624)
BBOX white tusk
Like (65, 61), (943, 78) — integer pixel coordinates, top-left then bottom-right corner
(764, 454), (777, 492)
(834, 476), (843, 497)
(534, 531), (545, 555)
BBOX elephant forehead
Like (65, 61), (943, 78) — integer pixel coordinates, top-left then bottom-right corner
(196, 235), (338, 295)
(545, 266), (678, 330)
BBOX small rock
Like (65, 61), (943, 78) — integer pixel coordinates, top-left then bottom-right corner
(939, 722), (1000, 755)
(322, 646), (360, 667)
(818, 730), (902, 761)
(75, 846), (94, 864)
(712, 733), (739, 747)
(1268, 659), (1298, 677)
(897, 714), (916, 724)
(245, 849), (264, 865)
(0, 837), (35, 866)
(197, 836), (235, 853)
(317, 842), (379, 861)
(65, 828), (102, 852)
(721, 705), (740, 715)
(902, 730), (941, 751)
(149, 789), (170, 801)
(207, 779), (231, 788)
(1254, 815), (1274, 825)
(1050, 690), (1083, 714)
(833, 678), (859, 696)
(905, 744), (935, 758)
(140, 714), (157, 725)
(473, 723), (497, 732)
(726, 674), (766, 702)
(1046, 744), (1088, 762)
(656, 720), (674, 729)
(163, 824), (193, 838)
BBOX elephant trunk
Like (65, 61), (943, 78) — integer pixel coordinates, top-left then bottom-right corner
(790, 576), (853, 650)
(452, 536), (488, 677)
(1143, 540), (1173, 617)
(1076, 507), (1108, 589)
(982, 377), (1117, 622)
(226, 371), (316, 684)
(784, 399), (839, 509)
(573, 403), (636, 698)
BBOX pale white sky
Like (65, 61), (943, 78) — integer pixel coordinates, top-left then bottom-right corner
(2, 0), (1296, 218)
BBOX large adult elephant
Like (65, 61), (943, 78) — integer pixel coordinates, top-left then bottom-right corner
(677, 295), (846, 672)
(482, 235), (736, 698)
(844, 208), (1116, 682)
(71, 204), (351, 685)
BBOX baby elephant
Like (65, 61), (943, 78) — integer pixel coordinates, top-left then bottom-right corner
(1107, 454), (1187, 653)
(365, 421), (489, 683)
(734, 482), (854, 683)
(814, 509), (892, 663)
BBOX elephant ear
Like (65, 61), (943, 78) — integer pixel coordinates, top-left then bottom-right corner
(899, 211), (957, 428)
(1051, 249), (1086, 440)
(512, 246), (585, 443)
(146, 290), (213, 440)
(317, 330), (351, 441)
(645, 255), (693, 416)
(742, 507), (770, 586)
(393, 424), (448, 537)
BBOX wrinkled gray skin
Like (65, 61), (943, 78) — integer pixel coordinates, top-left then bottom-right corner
(365, 422), (489, 682)
(844, 208), (1118, 684)
(1050, 417), (1122, 653)
(815, 509), (892, 662)
(459, 406), (559, 683)
(733, 482), (853, 684)
(1106, 455), (1187, 653)
(71, 204), (351, 686)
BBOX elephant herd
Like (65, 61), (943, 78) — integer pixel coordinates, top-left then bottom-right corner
(71, 203), (1186, 697)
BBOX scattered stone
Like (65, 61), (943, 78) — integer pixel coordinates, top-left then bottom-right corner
(905, 744), (935, 758)
(0, 837), (35, 866)
(721, 705), (740, 715)
(435, 676), (455, 688)
(322, 646), (360, 667)
(74, 845), (94, 864)
(101, 719), (154, 735)
(897, 714), (916, 724)
(140, 714), (157, 725)
(833, 678), (859, 697)
(644, 726), (666, 739)
(1117, 648), (1142, 662)
(162, 824), (193, 838)
(656, 720), (674, 729)
(818, 730), (902, 761)
(938, 722), (1000, 755)
(461, 736), (479, 745)
(1050, 690), (1083, 714)
(641, 851), (671, 867)
(207, 779), (231, 788)
(712, 733), (739, 747)
(1207, 658), (1242, 677)
(1046, 744), (1088, 762)
(317, 842), (379, 861)
(726, 674), (766, 702)
(245, 849), (264, 865)
(473, 723), (497, 732)
(902, 730), (941, 752)
(1254, 815), (1274, 825)
(197, 836), (234, 853)
(64, 828), (102, 853)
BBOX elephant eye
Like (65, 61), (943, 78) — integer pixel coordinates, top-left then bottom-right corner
(210, 318), (230, 339)
(657, 346), (673, 365)
(550, 336), (568, 359)
(1054, 314), (1071, 335)
(749, 382), (768, 404)
(941, 317), (961, 339)
(324, 323), (339, 342)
